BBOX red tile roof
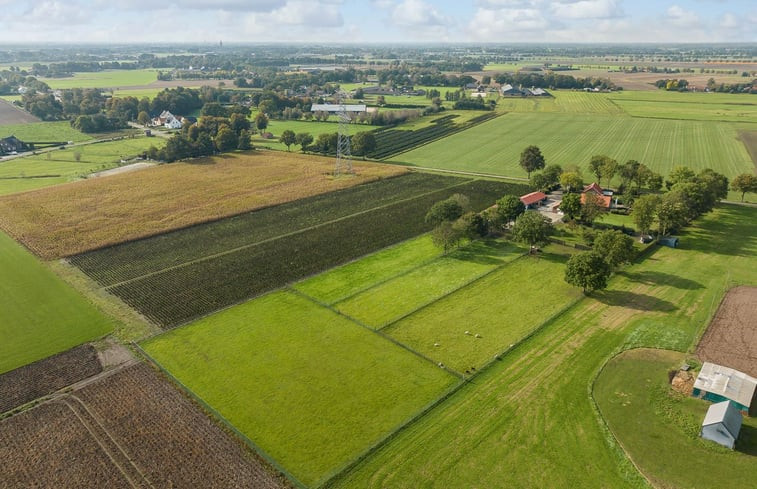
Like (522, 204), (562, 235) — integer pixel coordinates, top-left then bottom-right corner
(580, 193), (612, 208)
(520, 191), (547, 206)
(583, 182), (604, 195)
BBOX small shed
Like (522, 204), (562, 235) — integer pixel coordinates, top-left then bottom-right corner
(700, 400), (742, 449)
(520, 191), (547, 209)
(658, 236), (679, 248)
(692, 362), (757, 413)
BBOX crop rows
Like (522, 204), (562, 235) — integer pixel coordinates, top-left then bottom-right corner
(70, 173), (465, 287)
(105, 179), (526, 328)
(368, 112), (498, 159)
(0, 363), (288, 488)
(0, 344), (101, 414)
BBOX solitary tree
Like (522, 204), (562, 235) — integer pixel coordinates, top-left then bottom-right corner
(426, 197), (464, 226)
(495, 194), (525, 228)
(280, 129), (296, 151)
(137, 110), (150, 127)
(564, 251), (611, 294)
(519, 145), (545, 178)
(631, 194), (661, 236)
(295, 132), (313, 152)
(512, 211), (552, 252)
(254, 112), (269, 135)
(593, 230), (635, 268)
(731, 173), (757, 202)
(581, 192), (605, 225)
(589, 155), (609, 186)
(560, 193), (581, 220)
(560, 172), (584, 193)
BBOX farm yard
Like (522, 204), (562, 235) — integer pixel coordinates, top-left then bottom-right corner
(72, 175), (523, 327)
(594, 349), (757, 488)
(0, 136), (161, 195)
(0, 363), (288, 488)
(0, 151), (408, 258)
(0, 230), (114, 374)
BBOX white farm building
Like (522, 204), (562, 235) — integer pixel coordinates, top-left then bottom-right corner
(700, 400), (742, 449)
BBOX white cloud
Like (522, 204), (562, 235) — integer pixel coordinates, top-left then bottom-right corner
(391, 0), (447, 27)
(468, 6), (552, 39)
(25, 1), (90, 25)
(99, 0), (285, 11)
(550, 0), (623, 20)
(666, 5), (701, 28)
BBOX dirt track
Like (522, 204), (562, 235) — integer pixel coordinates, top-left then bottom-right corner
(696, 286), (757, 377)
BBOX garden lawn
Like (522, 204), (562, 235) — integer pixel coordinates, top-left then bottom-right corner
(293, 235), (442, 305)
(0, 231), (114, 374)
(141, 291), (457, 488)
(331, 204), (757, 488)
(335, 239), (523, 329)
(0, 137), (161, 196)
(383, 253), (580, 373)
(594, 348), (757, 488)
(389, 112), (752, 180)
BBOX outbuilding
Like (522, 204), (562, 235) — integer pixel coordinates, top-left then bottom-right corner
(700, 400), (742, 449)
(692, 362), (757, 413)
(658, 236), (679, 248)
(520, 191), (547, 209)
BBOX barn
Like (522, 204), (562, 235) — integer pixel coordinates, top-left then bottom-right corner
(700, 400), (742, 449)
(692, 362), (757, 413)
(519, 191), (547, 209)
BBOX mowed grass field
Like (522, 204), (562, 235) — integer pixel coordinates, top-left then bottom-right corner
(595, 348), (757, 489)
(0, 231), (114, 374)
(0, 137), (161, 196)
(390, 112), (753, 179)
(141, 291), (458, 487)
(0, 121), (91, 143)
(0, 151), (407, 258)
(41, 69), (158, 89)
(330, 204), (757, 488)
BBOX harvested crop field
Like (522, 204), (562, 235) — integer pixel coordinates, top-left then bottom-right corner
(0, 151), (406, 259)
(0, 99), (39, 125)
(0, 344), (101, 414)
(0, 363), (288, 489)
(73, 175), (524, 328)
(696, 285), (757, 378)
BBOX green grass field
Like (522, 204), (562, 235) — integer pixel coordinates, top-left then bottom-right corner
(141, 291), (457, 487)
(0, 121), (90, 143)
(606, 92), (757, 123)
(334, 239), (523, 330)
(0, 137), (161, 195)
(497, 91), (625, 115)
(0, 231), (114, 374)
(389, 112), (753, 179)
(384, 254), (581, 373)
(41, 69), (158, 89)
(595, 348), (757, 488)
(331, 204), (757, 488)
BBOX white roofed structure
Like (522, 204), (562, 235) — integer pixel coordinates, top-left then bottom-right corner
(700, 400), (742, 449)
(311, 104), (367, 112)
(692, 362), (757, 412)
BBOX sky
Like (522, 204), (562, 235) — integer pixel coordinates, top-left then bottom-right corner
(0, 0), (755, 44)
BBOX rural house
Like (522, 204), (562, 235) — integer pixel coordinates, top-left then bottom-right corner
(0, 135), (29, 155)
(692, 362), (757, 413)
(700, 400), (742, 449)
(580, 182), (613, 209)
(501, 84), (524, 96)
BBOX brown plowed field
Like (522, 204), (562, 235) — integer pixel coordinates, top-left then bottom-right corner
(0, 99), (39, 126)
(0, 363), (290, 488)
(696, 286), (757, 378)
(0, 151), (406, 259)
(0, 344), (101, 414)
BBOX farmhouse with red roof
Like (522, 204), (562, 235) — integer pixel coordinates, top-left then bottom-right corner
(520, 191), (547, 209)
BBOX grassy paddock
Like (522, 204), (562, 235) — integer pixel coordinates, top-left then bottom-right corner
(389, 112), (752, 180)
(594, 348), (757, 488)
(383, 253), (581, 373)
(141, 290), (457, 487)
(0, 121), (90, 143)
(41, 69), (158, 89)
(0, 231), (113, 374)
(330, 204), (757, 488)
(335, 239), (523, 329)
